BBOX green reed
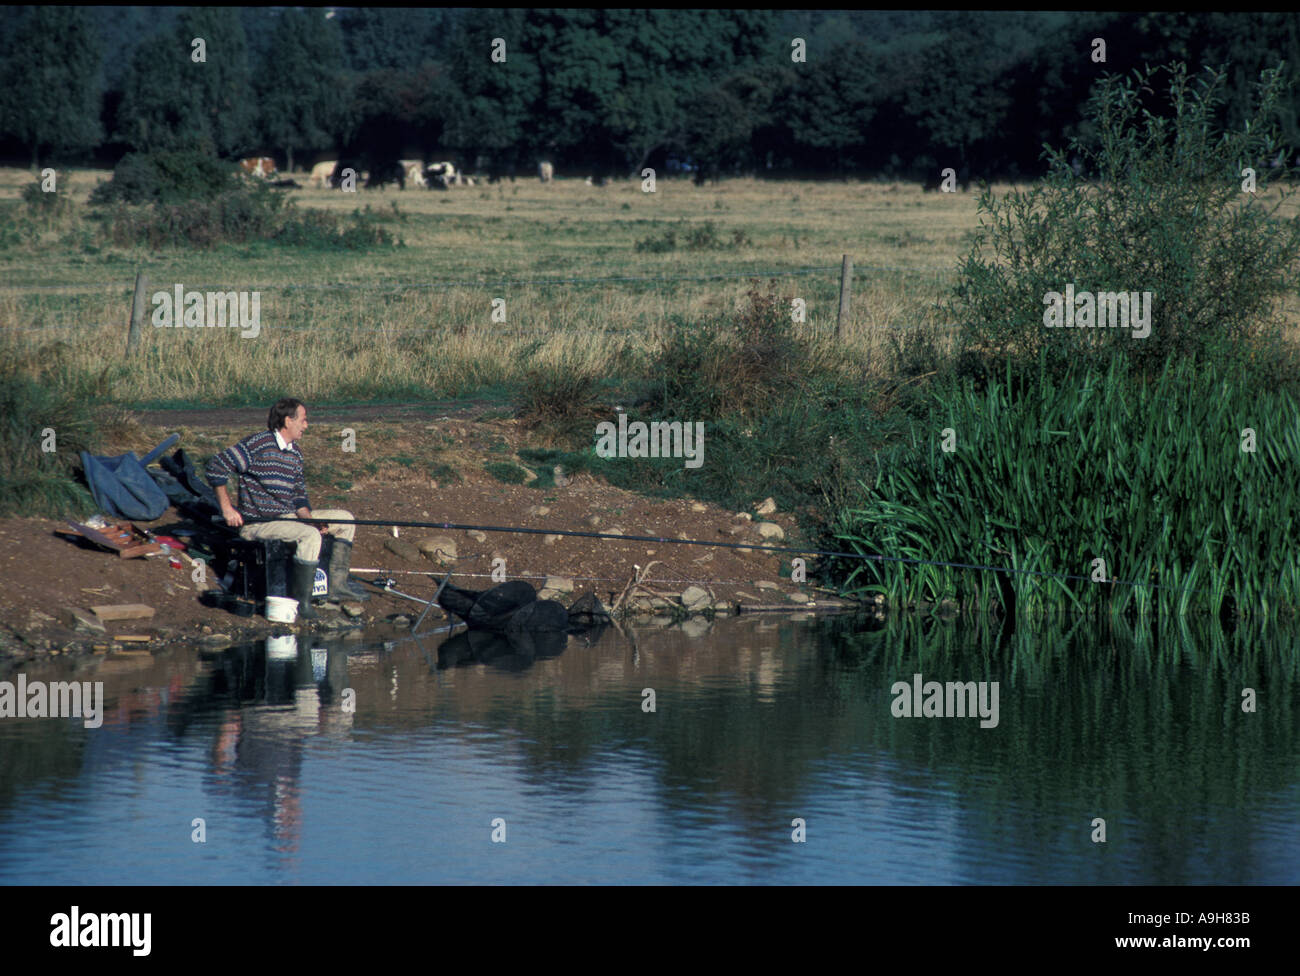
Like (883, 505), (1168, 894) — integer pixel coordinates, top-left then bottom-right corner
(833, 357), (1300, 616)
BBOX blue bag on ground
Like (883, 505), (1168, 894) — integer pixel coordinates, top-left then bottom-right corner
(79, 434), (179, 521)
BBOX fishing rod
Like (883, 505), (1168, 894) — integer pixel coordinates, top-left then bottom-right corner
(236, 515), (1199, 595)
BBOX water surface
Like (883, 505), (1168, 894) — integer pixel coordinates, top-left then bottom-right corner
(1, 613), (1296, 884)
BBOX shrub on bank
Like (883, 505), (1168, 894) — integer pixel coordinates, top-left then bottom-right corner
(509, 285), (909, 518)
(949, 63), (1300, 389)
(647, 283), (811, 421)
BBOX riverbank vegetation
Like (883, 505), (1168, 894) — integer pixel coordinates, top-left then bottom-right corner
(3, 61), (1299, 615)
(833, 65), (1300, 616)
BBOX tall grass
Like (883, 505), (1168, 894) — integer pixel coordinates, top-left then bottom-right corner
(0, 363), (99, 517)
(833, 358), (1300, 616)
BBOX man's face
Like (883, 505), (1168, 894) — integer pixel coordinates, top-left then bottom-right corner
(282, 405), (308, 444)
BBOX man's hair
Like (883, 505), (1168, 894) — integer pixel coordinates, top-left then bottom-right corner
(268, 398), (305, 432)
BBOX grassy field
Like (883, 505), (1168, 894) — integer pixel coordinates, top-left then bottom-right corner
(4, 167), (1297, 407)
(0, 167), (1002, 406)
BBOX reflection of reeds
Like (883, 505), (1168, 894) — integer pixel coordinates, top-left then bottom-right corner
(834, 358), (1300, 617)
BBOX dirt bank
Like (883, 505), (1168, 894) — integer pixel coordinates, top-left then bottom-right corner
(0, 405), (862, 663)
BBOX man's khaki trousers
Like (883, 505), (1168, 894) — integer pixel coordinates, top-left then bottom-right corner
(238, 509), (356, 562)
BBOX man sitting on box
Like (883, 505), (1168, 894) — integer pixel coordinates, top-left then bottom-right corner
(206, 398), (368, 619)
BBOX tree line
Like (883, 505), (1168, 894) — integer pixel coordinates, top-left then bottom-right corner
(1, 7), (1297, 180)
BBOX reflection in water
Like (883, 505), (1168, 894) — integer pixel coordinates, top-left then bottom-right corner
(435, 623), (609, 671)
(185, 637), (355, 861)
(0, 613), (1296, 884)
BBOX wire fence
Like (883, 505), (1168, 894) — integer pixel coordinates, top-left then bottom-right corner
(0, 260), (964, 334)
(0, 262), (956, 295)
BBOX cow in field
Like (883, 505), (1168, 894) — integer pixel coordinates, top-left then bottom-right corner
(400, 160), (426, 188)
(538, 160), (554, 182)
(310, 160), (337, 188)
(424, 161), (458, 190)
(239, 157), (276, 179)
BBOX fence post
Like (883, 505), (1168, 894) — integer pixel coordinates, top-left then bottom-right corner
(836, 254), (853, 339)
(126, 271), (148, 358)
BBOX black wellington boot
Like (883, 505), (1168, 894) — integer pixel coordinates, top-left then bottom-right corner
(291, 558), (319, 620)
(327, 539), (370, 601)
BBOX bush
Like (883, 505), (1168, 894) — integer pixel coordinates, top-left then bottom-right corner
(89, 150), (241, 206)
(635, 219), (749, 253)
(90, 184), (395, 252)
(273, 206), (397, 250)
(83, 150), (397, 251)
(21, 181), (75, 220)
(647, 282), (809, 421)
(484, 461), (529, 484)
(92, 186), (287, 249)
(0, 182), (80, 249)
(515, 358), (605, 443)
(949, 63), (1300, 386)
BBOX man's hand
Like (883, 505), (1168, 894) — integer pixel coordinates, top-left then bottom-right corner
(298, 507), (329, 533)
(215, 485), (242, 528)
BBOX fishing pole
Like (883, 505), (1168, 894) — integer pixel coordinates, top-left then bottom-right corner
(235, 515), (1199, 595)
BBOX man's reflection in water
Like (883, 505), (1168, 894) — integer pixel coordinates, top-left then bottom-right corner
(202, 637), (354, 858)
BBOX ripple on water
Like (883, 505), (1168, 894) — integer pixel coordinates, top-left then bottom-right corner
(1, 616), (1298, 883)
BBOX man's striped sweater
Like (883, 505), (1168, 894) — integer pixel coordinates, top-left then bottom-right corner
(205, 429), (310, 519)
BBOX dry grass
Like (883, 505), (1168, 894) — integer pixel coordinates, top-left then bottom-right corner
(0, 167), (1293, 405)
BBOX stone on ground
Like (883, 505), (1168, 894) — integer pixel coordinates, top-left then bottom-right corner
(385, 538), (423, 562)
(680, 585), (710, 610)
(417, 536), (458, 563)
(65, 608), (105, 635)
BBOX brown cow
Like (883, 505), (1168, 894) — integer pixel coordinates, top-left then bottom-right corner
(239, 157), (276, 179)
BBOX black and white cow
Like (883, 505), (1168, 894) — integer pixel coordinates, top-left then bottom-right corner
(424, 161), (458, 190)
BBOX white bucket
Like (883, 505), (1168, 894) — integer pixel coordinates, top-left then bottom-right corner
(265, 595), (299, 623)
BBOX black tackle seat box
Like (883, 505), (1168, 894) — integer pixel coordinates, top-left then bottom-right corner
(228, 535), (334, 601)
